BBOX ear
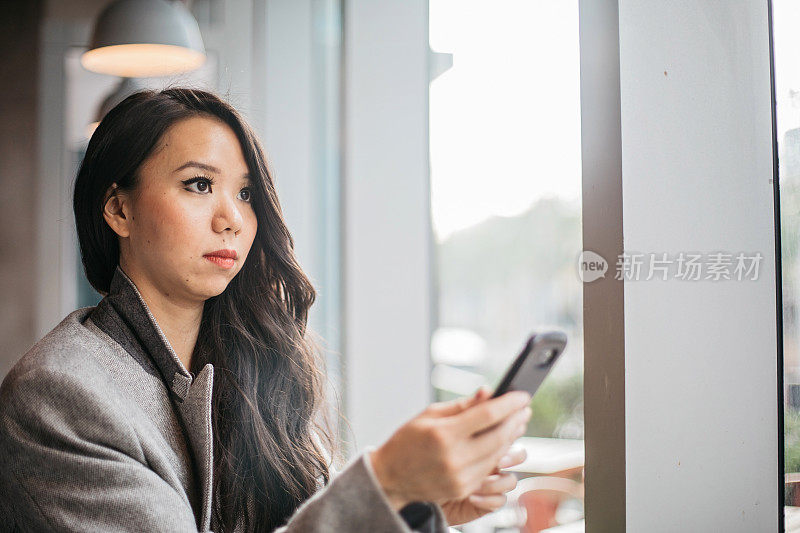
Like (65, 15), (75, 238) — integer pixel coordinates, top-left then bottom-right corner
(102, 183), (132, 238)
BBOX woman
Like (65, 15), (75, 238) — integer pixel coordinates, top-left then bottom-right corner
(0, 88), (532, 532)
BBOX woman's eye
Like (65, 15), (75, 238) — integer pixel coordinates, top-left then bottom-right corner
(183, 177), (251, 203)
(184, 176), (212, 194)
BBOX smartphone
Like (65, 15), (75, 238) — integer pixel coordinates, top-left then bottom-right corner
(490, 331), (568, 399)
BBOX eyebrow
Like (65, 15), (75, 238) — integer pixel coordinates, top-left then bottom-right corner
(173, 161), (252, 183)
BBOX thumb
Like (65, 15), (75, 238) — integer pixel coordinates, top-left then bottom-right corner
(425, 386), (490, 418)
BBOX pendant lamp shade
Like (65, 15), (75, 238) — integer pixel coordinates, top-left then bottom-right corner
(81, 0), (206, 77)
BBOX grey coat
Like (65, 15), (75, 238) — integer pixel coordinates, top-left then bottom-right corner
(0, 265), (450, 532)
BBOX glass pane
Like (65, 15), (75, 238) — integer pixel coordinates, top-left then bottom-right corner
(774, 1), (800, 528)
(429, 0), (584, 530)
(309, 0), (344, 428)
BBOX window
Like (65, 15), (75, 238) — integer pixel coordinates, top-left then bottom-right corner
(773, 0), (800, 527)
(429, 0), (584, 529)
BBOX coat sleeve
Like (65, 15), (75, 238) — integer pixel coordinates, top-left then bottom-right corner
(0, 366), (202, 532)
(273, 445), (451, 533)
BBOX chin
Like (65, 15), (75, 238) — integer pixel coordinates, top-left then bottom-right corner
(189, 273), (232, 299)
(205, 279), (232, 298)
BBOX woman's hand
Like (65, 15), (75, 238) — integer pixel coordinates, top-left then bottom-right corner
(438, 388), (529, 526)
(438, 452), (527, 525)
(368, 385), (532, 516)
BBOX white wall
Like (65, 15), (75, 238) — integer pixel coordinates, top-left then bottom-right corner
(619, 1), (778, 530)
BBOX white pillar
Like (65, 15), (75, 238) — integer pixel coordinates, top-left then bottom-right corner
(342, 0), (433, 453)
(582, 0), (780, 530)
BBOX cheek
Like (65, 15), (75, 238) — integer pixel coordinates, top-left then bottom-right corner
(244, 211), (259, 245)
(246, 210), (258, 234)
(136, 195), (207, 253)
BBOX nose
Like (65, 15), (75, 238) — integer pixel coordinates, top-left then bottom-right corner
(211, 193), (244, 235)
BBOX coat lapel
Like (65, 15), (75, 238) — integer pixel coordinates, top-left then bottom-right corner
(178, 363), (215, 532)
(88, 265), (216, 532)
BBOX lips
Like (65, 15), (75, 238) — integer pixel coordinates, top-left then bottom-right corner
(204, 249), (237, 260)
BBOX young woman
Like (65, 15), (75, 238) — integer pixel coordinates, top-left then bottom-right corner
(0, 88), (532, 532)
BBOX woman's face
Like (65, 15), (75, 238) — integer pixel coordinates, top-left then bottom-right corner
(107, 115), (258, 304)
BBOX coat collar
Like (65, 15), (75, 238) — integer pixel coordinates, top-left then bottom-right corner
(88, 264), (215, 532)
(92, 264), (195, 401)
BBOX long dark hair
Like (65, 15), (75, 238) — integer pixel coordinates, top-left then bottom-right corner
(73, 87), (338, 531)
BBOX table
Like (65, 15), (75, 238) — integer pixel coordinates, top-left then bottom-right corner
(505, 436), (585, 477)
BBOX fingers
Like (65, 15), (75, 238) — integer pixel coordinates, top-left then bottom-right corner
(453, 408), (530, 491)
(474, 472), (518, 495)
(452, 390), (531, 437)
(410, 387), (530, 503)
(472, 385), (492, 402)
(496, 444), (527, 470)
(468, 493), (508, 511)
(467, 472), (518, 511)
(424, 396), (473, 418)
(470, 405), (532, 461)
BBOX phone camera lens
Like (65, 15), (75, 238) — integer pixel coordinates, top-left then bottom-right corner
(536, 348), (556, 366)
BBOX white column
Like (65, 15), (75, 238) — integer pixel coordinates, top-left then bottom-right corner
(261, 0), (315, 272)
(342, 0), (432, 453)
(618, 1), (778, 530)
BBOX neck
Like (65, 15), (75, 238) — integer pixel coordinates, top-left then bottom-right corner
(118, 262), (205, 372)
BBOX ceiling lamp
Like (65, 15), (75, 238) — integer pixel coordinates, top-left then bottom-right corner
(81, 0), (206, 78)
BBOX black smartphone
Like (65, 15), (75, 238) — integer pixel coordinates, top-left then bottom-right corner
(490, 331), (568, 399)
